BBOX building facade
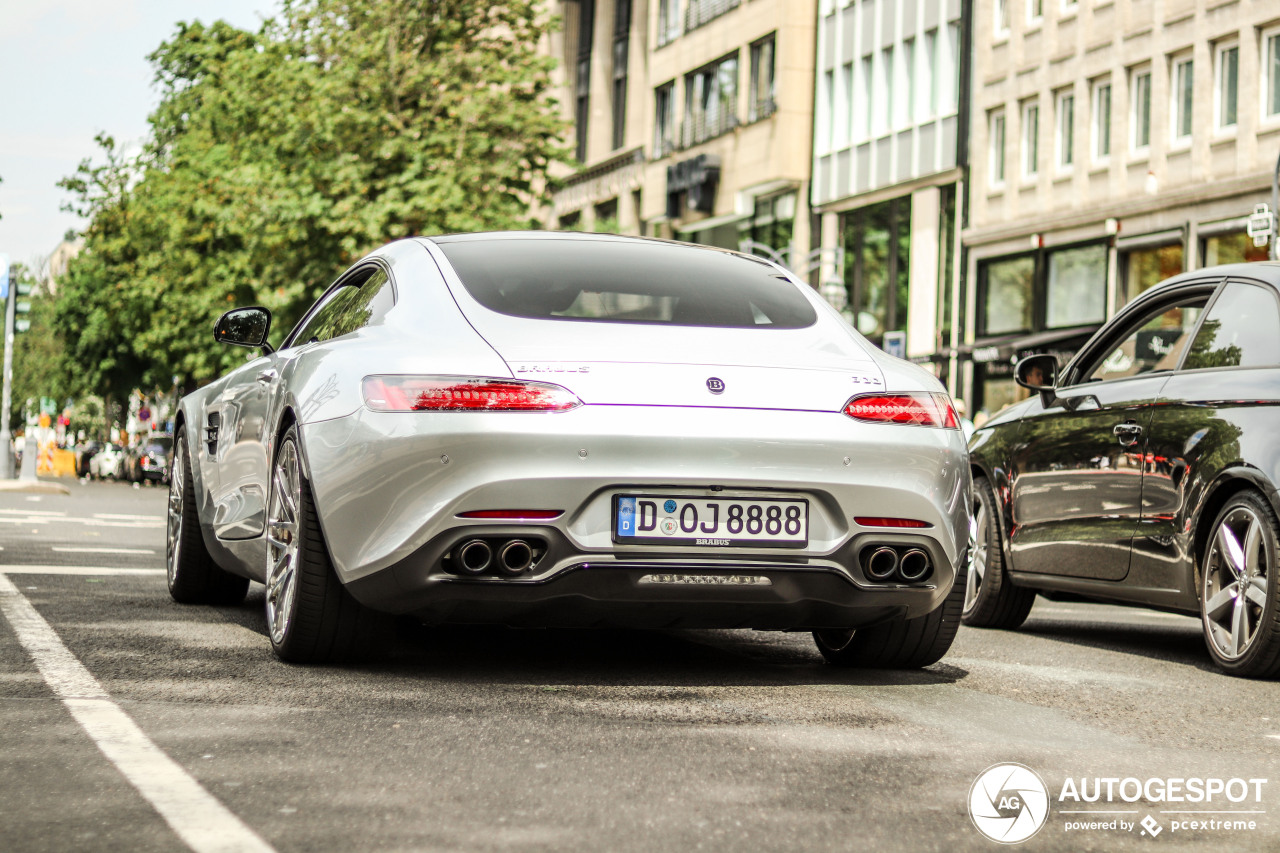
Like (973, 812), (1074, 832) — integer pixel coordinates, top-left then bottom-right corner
(966, 0), (1280, 414)
(811, 0), (970, 370)
(546, 0), (817, 273)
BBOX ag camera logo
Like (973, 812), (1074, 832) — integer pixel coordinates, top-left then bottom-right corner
(969, 763), (1050, 844)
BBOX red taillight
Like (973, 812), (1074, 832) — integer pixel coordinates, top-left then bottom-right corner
(854, 517), (932, 529)
(457, 510), (564, 520)
(362, 376), (581, 413)
(843, 393), (960, 429)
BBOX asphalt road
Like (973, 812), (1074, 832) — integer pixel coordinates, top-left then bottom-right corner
(3, 479), (1280, 852)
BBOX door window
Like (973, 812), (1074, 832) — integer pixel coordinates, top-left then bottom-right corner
(1082, 294), (1208, 383)
(290, 268), (395, 346)
(1184, 281), (1280, 370)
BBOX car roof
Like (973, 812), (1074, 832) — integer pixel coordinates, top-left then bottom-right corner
(1160, 261), (1280, 286)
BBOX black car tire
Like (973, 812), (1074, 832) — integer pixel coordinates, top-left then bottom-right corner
(167, 428), (249, 605)
(265, 425), (388, 664)
(1199, 491), (1280, 678)
(961, 476), (1036, 630)
(812, 561), (966, 668)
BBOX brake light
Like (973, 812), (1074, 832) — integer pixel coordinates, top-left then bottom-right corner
(843, 393), (960, 429)
(363, 376), (581, 412)
(458, 510), (564, 520)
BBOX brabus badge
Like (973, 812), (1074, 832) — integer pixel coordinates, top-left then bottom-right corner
(706, 377), (725, 394)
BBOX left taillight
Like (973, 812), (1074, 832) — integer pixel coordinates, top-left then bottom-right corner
(843, 392), (960, 429)
(362, 376), (582, 413)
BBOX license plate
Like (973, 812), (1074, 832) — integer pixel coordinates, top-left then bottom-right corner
(613, 496), (808, 548)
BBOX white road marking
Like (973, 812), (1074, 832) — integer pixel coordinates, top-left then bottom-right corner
(0, 572), (275, 853)
(51, 547), (157, 555)
(1, 565), (165, 576)
(0, 508), (67, 516)
(0, 516), (161, 529)
(94, 513), (163, 521)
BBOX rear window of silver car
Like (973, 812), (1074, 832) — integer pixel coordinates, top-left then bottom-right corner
(436, 238), (818, 328)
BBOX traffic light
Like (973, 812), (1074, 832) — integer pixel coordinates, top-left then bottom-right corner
(14, 281), (31, 333)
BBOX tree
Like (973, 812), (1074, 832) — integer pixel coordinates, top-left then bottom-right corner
(52, 1), (567, 395)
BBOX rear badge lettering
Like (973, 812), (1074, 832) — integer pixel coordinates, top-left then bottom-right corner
(638, 574), (772, 586)
(706, 377), (725, 394)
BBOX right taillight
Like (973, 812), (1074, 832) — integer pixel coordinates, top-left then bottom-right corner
(843, 393), (960, 429)
(362, 376), (582, 413)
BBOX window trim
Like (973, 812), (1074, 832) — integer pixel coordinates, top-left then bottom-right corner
(1213, 40), (1239, 135)
(1130, 66), (1152, 155)
(1091, 79), (1111, 165)
(1027, 0), (1044, 28)
(1170, 53), (1194, 149)
(989, 108), (1007, 190)
(1022, 99), (1040, 181)
(1264, 26), (1280, 125)
(282, 262), (395, 349)
(1055, 89), (1075, 173)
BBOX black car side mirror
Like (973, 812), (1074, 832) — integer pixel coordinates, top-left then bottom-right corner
(1015, 354), (1058, 408)
(215, 307), (274, 354)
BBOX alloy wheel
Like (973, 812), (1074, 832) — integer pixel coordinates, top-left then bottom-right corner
(266, 440), (303, 645)
(964, 493), (988, 613)
(1203, 505), (1272, 661)
(166, 443), (185, 585)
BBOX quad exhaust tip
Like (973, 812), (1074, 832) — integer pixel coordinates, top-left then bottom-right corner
(497, 540), (535, 576)
(456, 539), (493, 575)
(450, 537), (542, 577)
(859, 544), (933, 584)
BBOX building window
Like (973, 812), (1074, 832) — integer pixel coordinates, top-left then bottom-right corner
(1202, 231), (1271, 266)
(994, 0), (1009, 38)
(657, 0), (681, 47)
(840, 196), (912, 348)
(1215, 43), (1238, 131)
(1022, 100), (1039, 178)
(860, 56), (874, 141)
(989, 109), (1006, 187)
(943, 24), (960, 113)
(875, 47), (895, 137)
(1061, 0), (1078, 12)
(1122, 243), (1183, 301)
(574, 0), (596, 162)
(748, 35), (777, 122)
(682, 53), (739, 148)
(921, 29), (937, 122)
(740, 192), (796, 262)
(980, 254), (1035, 335)
(1092, 81), (1111, 162)
(835, 63), (852, 148)
(818, 70), (834, 152)
(1046, 243), (1107, 328)
(1028, 0), (1043, 25)
(611, 0), (631, 151)
(1171, 56), (1193, 144)
(1131, 68), (1151, 152)
(654, 82), (676, 158)
(685, 0), (741, 32)
(1266, 28), (1280, 120)
(902, 38), (916, 130)
(1056, 91), (1074, 170)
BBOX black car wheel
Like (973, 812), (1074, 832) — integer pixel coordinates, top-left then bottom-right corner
(961, 476), (1036, 629)
(167, 428), (249, 605)
(265, 424), (387, 663)
(812, 561), (966, 668)
(1200, 491), (1280, 678)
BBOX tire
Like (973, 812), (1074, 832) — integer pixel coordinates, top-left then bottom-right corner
(1199, 490), (1280, 678)
(812, 558), (967, 669)
(265, 424), (388, 663)
(960, 476), (1036, 630)
(167, 428), (249, 605)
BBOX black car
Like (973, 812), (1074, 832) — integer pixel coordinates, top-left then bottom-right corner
(125, 435), (174, 485)
(966, 262), (1280, 677)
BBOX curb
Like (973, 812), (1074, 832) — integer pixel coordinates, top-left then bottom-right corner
(0, 479), (73, 495)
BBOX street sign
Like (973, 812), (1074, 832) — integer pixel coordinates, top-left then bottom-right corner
(0, 254), (8, 300)
(1247, 203), (1274, 249)
(883, 331), (907, 359)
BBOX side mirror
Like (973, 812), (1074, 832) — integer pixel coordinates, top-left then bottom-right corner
(215, 307), (274, 354)
(1015, 354), (1059, 408)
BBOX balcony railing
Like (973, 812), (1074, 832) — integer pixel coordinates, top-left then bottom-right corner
(679, 109), (740, 149)
(685, 0), (741, 32)
(748, 97), (778, 123)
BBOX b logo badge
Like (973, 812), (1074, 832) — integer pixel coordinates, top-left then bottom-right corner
(706, 377), (725, 394)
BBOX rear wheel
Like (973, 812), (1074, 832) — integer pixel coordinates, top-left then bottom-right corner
(813, 560), (966, 668)
(1199, 491), (1280, 678)
(961, 476), (1036, 629)
(167, 428), (249, 605)
(265, 425), (387, 663)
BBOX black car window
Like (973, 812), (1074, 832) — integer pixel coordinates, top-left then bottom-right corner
(1082, 295), (1208, 383)
(290, 268), (394, 346)
(1183, 281), (1280, 370)
(437, 238), (818, 329)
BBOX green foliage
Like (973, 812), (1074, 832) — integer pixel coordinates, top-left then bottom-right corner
(50, 1), (568, 395)
(9, 263), (73, 431)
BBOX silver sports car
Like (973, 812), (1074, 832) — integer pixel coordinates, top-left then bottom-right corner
(167, 232), (969, 665)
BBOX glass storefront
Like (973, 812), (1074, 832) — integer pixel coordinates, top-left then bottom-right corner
(1046, 243), (1107, 327)
(840, 196), (911, 347)
(1202, 231), (1270, 266)
(1122, 243), (1183, 302)
(741, 192), (795, 261)
(981, 254), (1034, 334)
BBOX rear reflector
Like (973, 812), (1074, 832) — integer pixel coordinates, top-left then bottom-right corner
(843, 393), (960, 429)
(854, 517), (932, 529)
(363, 376), (581, 412)
(457, 510), (564, 520)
